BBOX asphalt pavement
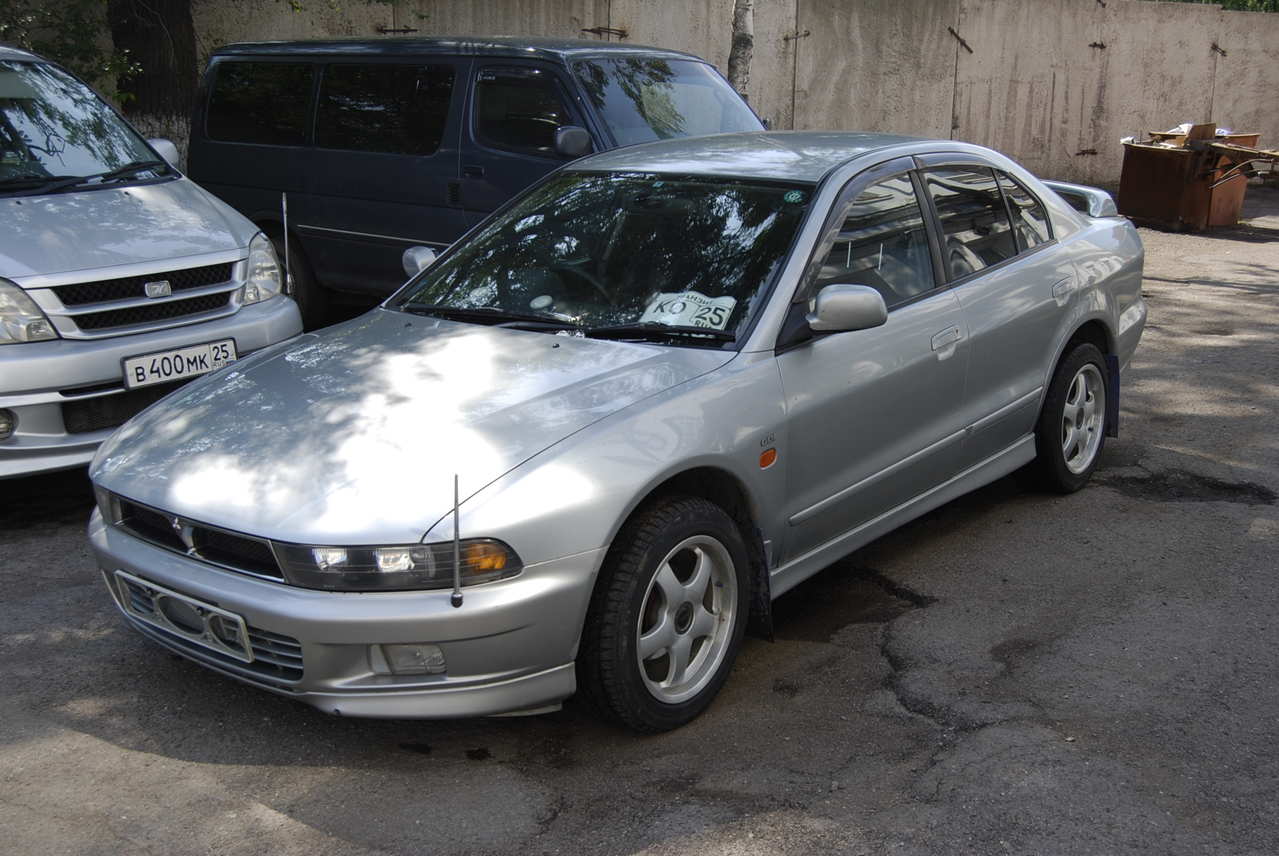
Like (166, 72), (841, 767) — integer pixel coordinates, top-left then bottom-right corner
(2, 186), (1277, 856)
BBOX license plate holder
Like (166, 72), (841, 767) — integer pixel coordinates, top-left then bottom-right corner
(113, 570), (254, 663)
(121, 338), (237, 390)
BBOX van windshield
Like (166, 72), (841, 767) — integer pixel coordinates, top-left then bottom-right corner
(574, 58), (763, 147)
(0, 60), (168, 195)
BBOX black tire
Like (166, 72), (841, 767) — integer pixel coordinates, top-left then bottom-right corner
(577, 496), (751, 733)
(1033, 342), (1108, 493)
(269, 233), (329, 330)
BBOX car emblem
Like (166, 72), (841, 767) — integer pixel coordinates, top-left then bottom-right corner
(144, 280), (172, 298)
(169, 516), (197, 553)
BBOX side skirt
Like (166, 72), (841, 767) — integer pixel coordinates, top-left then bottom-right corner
(768, 435), (1037, 599)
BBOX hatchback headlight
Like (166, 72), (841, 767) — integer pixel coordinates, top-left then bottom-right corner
(239, 233), (282, 305)
(273, 538), (522, 591)
(0, 279), (58, 344)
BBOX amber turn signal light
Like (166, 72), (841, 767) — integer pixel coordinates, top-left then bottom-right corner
(759, 448), (777, 469)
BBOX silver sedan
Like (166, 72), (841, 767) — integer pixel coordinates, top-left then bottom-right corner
(87, 132), (1145, 732)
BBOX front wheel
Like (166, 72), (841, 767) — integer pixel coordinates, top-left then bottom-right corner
(269, 233), (329, 330)
(1033, 342), (1108, 493)
(577, 496), (750, 732)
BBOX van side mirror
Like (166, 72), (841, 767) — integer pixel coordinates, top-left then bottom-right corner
(148, 138), (181, 169)
(402, 246), (438, 277)
(806, 284), (888, 333)
(554, 126), (592, 159)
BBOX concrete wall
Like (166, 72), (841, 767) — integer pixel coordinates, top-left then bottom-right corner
(184, 0), (1279, 183)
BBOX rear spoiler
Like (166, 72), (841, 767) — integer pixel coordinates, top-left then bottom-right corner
(1042, 180), (1120, 218)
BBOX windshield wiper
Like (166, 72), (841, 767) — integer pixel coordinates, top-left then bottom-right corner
(398, 303), (575, 328)
(582, 322), (735, 344)
(0, 174), (85, 195)
(92, 159), (169, 184)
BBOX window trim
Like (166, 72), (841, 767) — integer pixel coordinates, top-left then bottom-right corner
(469, 62), (582, 160)
(995, 169), (1054, 251)
(203, 57), (317, 148)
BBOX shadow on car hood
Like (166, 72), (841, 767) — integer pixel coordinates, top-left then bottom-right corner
(91, 309), (734, 544)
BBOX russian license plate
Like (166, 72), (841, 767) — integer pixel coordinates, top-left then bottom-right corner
(122, 339), (236, 390)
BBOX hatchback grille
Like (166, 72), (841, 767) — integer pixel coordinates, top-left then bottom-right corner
(116, 496), (286, 582)
(61, 380), (185, 434)
(53, 263), (234, 306)
(116, 575), (304, 683)
(74, 292), (232, 331)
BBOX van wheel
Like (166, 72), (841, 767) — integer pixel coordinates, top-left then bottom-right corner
(577, 496), (749, 733)
(1033, 342), (1107, 493)
(269, 234), (329, 330)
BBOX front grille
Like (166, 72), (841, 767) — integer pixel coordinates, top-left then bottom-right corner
(61, 380), (185, 434)
(116, 575), (304, 683)
(116, 496), (286, 582)
(74, 292), (232, 331)
(53, 263), (234, 306)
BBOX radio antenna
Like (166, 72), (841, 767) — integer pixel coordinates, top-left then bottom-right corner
(281, 192), (292, 296)
(451, 474), (463, 608)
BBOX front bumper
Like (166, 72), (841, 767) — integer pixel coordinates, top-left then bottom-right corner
(88, 509), (604, 718)
(0, 296), (301, 478)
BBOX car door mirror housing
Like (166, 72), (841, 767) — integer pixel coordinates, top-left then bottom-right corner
(554, 125), (592, 159)
(806, 284), (888, 333)
(402, 246), (438, 277)
(148, 138), (181, 169)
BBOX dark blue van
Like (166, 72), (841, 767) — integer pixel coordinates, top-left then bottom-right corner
(186, 37), (764, 325)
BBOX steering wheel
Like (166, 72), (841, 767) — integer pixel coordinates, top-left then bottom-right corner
(511, 224), (616, 306)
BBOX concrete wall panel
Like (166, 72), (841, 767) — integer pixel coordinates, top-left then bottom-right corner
(793, 0), (959, 140)
(1210, 10), (1279, 149)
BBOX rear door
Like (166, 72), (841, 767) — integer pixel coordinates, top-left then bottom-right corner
(917, 158), (1072, 465)
(298, 57), (466, 295)
(777, 159), (972, 563)
(458, 61), (595, 225)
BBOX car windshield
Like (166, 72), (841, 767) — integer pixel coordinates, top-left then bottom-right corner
(0, 60), (166, 194)
(574, 58), (763, 146)
(392, 171), (812, 344)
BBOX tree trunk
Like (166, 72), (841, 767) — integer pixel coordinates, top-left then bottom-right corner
(726, 0), (754, 99)
(106, 0), (197, 116)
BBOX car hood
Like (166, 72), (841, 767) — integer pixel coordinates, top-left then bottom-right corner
(1, 177), (252, 280)
(91, 309), (735, 544)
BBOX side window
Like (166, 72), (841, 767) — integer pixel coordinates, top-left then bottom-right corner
(923, 167), (1017, 280)
(812, 174), (935, 309)
(316, 64), (454, 156)
(207, 62), (313, 146)
(996, 171), (1052, 251)
(475, 67), (572, 156)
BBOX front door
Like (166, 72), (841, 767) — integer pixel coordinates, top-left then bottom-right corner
(777, 167), (971, 562)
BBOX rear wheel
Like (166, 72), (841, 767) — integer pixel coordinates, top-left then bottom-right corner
(1033, 342), (1108, 492)
(577, 496), (750, 732)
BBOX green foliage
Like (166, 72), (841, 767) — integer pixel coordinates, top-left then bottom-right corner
(1161, 0), (1279, 11)
(0, 0), (140, 99)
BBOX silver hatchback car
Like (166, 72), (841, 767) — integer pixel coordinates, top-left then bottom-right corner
(88, 132), (1145, 732)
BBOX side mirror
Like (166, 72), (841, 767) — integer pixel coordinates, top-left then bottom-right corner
(806, 284), (888, 333)
(148, 138), (181, 169)
(402, 246), (438, 277)
(554, 125), (593, 159)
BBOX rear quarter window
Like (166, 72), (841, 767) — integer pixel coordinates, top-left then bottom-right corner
(207, 61), (314, 146)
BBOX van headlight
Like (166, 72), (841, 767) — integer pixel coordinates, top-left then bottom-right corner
(273, 538), (522, 591)
(239, 233), (282, 305)
(0, 279), (58, 344)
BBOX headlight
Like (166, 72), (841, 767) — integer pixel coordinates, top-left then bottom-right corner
(0, 279), (58, 344)
(239, 232), (282, 305)
(273, 538), (522, 591)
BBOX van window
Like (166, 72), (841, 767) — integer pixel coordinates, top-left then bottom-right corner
(923, 167), (1017, 280)
(207, 62), (314, 146)
(316, 64), (454, 156)
(574, 58), (762, 146)
(474, 67), (572, 156)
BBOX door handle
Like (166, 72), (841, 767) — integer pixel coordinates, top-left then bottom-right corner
(463, 164), (485, 178)
(930, 326), (962, 351)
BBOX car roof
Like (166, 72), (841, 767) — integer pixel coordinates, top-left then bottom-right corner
(211, 36), (703, 63)
(0, 44), (41, 62)
(571, 131), (929, 184)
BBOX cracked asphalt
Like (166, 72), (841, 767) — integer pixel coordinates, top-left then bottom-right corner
(2, 186), (1277, 856)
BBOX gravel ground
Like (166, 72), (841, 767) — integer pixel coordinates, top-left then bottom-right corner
(2, 186), (1276, 856)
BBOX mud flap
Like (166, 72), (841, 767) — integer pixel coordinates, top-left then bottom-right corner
(1105, 353), (1120, 438)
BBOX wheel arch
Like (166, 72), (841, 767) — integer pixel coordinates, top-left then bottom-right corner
(1044, 317), (1120, 438)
